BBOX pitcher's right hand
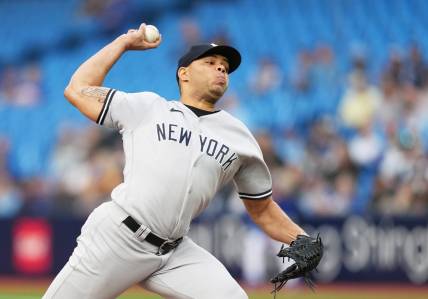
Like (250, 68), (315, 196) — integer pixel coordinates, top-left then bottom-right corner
(122, 23), (162, 51)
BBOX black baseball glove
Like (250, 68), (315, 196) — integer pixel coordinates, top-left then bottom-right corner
(270, 234), (323, 294)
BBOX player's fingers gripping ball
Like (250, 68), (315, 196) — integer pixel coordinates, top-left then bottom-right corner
(126, 24), (161, 50)
(144, 24), (160, 43)
(270, 234), (323, 295)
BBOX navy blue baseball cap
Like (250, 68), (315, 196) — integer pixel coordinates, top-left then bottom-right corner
(176, 43), (241, 82)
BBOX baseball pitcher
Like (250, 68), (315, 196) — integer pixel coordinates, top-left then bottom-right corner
(43, 23), (322, 299)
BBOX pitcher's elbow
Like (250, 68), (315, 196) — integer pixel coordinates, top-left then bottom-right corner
(64, 84), (79, 106)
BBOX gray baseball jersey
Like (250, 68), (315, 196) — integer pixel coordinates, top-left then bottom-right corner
(97, 89), (272, 240)
(43, 89), (272, 299)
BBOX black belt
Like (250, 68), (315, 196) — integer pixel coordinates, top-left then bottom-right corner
(122, 216), (182, 255)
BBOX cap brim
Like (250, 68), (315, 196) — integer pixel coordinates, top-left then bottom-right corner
(196, 45), (241, 74)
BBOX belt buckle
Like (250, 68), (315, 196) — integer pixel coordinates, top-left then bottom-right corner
(156, 239), (180, 256)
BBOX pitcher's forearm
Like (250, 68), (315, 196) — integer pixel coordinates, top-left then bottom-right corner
(249, 200), (306, 244)
(260, 206), (306, 244)
(69, 35), (128, 88)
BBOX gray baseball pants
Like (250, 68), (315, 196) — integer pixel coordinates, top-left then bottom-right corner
(42, 201), (247, 299)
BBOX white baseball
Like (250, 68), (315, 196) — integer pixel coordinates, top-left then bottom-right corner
(144, 25), (160, 43)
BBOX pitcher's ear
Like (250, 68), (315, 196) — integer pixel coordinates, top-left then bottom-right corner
(178, 67), (189, 82)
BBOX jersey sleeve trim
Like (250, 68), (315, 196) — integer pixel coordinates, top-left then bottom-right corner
(96, 88), (116, 125)
(239, 189), (272, 200)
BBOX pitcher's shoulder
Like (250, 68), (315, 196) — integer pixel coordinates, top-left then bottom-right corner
(219, 110), (253, 134)
(130, 91), (166, 101)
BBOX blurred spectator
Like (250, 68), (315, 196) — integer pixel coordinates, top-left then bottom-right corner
(74, 147), (123, 215)
(276, 129), (306, 167)
(298, 172), (355, 217)
(346, 122), (384, 212)
(378, 75), (403, 131)
(0, 137), (22, 218)
(249, 56), (283, 95)
(297, 119), (357, 216)
(305, 118), (353, 178)
(172, 17), (202, 61)
(255, 131), (283, 169)
(347, 123), (383, 168)
(0, 63), (42, 106)
(330, 172), (355, 215)
(13, 63), (43, 106)
(350, 50), (368, 79)
(403, 44), (428, 88)
(382, 50), (406, 89)
(48, 125), (123, 217)
(0, 65), (18, 105)
(49, 126), (93, 215)
(291, 49), (314, 93)
(81, 0), (132, 35)
(375, 128), (428, 216)
(0, 136), (11, 171)
(312, 44), (339, 90)
(19, 177), (51, 217)
(82, 0), (107, 16)
(0, 170), (22, 218)
(339, 72), (382, 129)
(180, 18), (202, 47)
(398, 84), (428, 138)
(379, 129), (416, 184)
